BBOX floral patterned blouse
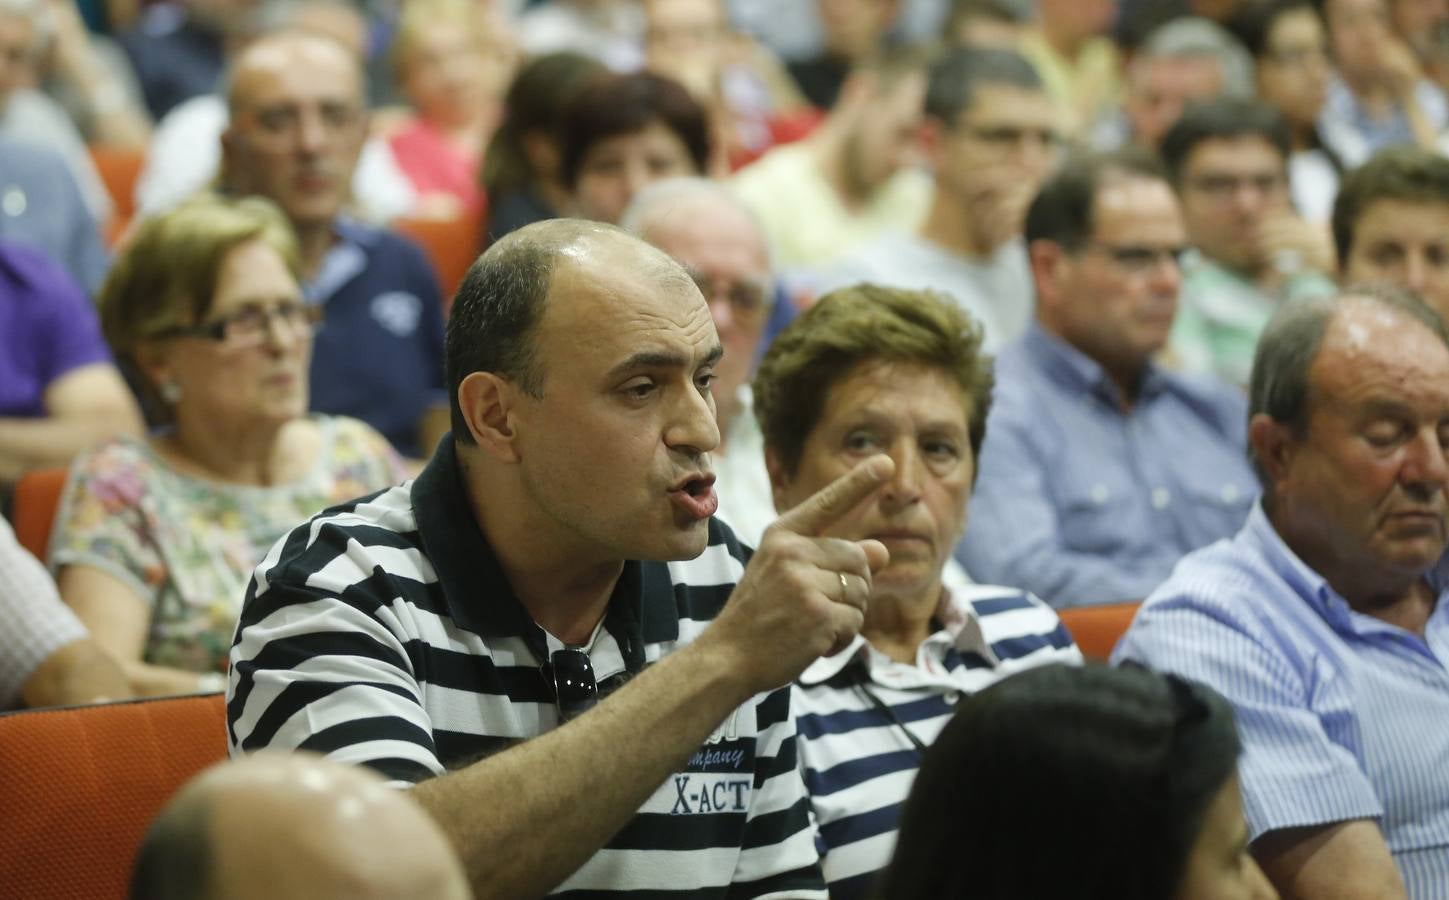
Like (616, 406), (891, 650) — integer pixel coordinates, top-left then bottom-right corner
(49, 416), (408, 675)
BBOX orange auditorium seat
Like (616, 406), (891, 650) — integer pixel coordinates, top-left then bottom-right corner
(1058, 601), (1142, 663)
(87, 144), (143, 224)
(0, 692), (228, 899)
(392, 214), (482, 313)
(12, 466), (67, 561)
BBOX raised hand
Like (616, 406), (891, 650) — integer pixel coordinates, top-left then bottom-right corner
(700, 455), (894, 695)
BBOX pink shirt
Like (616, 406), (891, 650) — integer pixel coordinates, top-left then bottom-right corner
(387, 118), (485, 218)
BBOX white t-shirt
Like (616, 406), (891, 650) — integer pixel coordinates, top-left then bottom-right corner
(813, 231), (1035, 352)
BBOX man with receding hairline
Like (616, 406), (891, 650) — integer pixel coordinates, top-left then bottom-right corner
(219, 29), (447, 457)
(622, 176), (780, 545)
(230, 218), (899, 898)
(1117, 287), (1449, 898)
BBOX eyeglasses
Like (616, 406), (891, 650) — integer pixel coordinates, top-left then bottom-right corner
(158, 302), (323, 349)
(251, 101), (364, 145)
(961, 125), (1065, 151)
(1081, 242), (1188, 275)
(545, 649), (601, 722)
(544, 648), (630, 722)
(1184, 172), (1286, 200)
(1265, 45), (1330, 67)
(688, 270), (772, 323)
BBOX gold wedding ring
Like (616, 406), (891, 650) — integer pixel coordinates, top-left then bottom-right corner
(839, 572), (850, 597)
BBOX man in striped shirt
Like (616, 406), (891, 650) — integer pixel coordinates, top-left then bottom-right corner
(228, 219), (901, 898)
(1116, 287), (1449, 899)
(752, 284), (1082, 898)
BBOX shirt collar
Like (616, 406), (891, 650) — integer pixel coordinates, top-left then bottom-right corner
(1021, 323), (1167, 408)
(303, 217), (377, 304)
(797, 561), (994, 685)
(410, 437), (678, 669)
(1243, 500), (1449, 629)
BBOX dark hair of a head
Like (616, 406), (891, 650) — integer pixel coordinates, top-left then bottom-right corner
(445, 224), (560, 442)
(1247, 285), (1449, 487)
(1331, 146), (1449, 262)
(130, 790), (212, 900)
(874, 663), (1240, 900)
(752, 283), (994, 479)
(557, 72), (710, 188)
(1159, 98), (1292, 184)
(924, 45), (1043, 127)
(482, 52), (606, 196)
(1023, 148), (1168, 249)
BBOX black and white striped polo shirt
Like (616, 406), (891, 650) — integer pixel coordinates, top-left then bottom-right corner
(227, 440), (826, 898)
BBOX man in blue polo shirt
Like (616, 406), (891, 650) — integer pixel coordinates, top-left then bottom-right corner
(955, 149), (1257, 608)
(219, 29), (446, 458)
(1115, 287), (1449, 898)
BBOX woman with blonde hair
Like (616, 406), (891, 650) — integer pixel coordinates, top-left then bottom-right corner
(50, 195), (408, 697)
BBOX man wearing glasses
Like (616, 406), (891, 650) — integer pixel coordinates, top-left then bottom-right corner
(1160, 97), (1337, 388)
(622, 177), (781, 546)
(956, 150), (1258, 610)
(228, 219), (896, 898)
(816, 46), (1060, 353)
(220, 29), (448, 459)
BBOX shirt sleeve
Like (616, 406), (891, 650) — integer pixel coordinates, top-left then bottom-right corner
(329, 415), (412, 487)
(956, 409), (1167, 608)
(1113, 593), (1384, 839)
(24, 250), (111, 388)
(727, 685), (828, 899)
(0, 517), (87, 708)
(47, 443), (166, 609)
(227, 520), (443, 786)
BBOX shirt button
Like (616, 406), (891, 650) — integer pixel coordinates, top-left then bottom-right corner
(1151, 487), (1171, 509)
(2, 187), (26, 217)
(1221, 483), (1240, 504)
(944, 691), (961, 705)
(1090, 483), (1109, 504)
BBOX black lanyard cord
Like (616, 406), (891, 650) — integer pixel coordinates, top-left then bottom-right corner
(849, 665), (929, 756)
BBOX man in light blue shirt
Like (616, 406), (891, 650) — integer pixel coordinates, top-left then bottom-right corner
(956, 149), (1257, 608)
(1115, 287), (1449, 899)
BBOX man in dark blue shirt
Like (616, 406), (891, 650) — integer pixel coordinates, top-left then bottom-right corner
(218, 28), (447, 457)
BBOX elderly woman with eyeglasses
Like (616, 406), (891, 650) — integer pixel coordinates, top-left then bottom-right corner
(49, 195), (408, 697)
(753, 283), (1083, 899)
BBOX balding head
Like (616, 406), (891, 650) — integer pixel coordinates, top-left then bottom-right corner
(220, 29), (367, 230)
(447, 218), (693, 440)
(133, 753), (470, 900)
(448, 216), (721, 564)
(621, 178), (773, 426)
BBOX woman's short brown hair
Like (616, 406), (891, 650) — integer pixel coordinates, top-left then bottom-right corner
(753, 284), (994, 477)
(99, 194), (301, 416)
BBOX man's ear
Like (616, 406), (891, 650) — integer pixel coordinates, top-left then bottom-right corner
(457, 372), (525, 463)
(764, 445), (793, 514)
(219, 124), (242, 192)
(917, 117), (946, 172)
(1248, 413), (1297, 486)
(1028, 239), (1067, 312)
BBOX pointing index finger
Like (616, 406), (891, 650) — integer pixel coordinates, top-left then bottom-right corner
(773, 455), (894, 537)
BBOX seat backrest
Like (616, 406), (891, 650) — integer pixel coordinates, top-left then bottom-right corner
(1058, 601), (1142, 662)
(12, 467), (67, 561)
(0, 693), (228, 899)
(392, 214), (482, 313)
(87, 144), (144, 223)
